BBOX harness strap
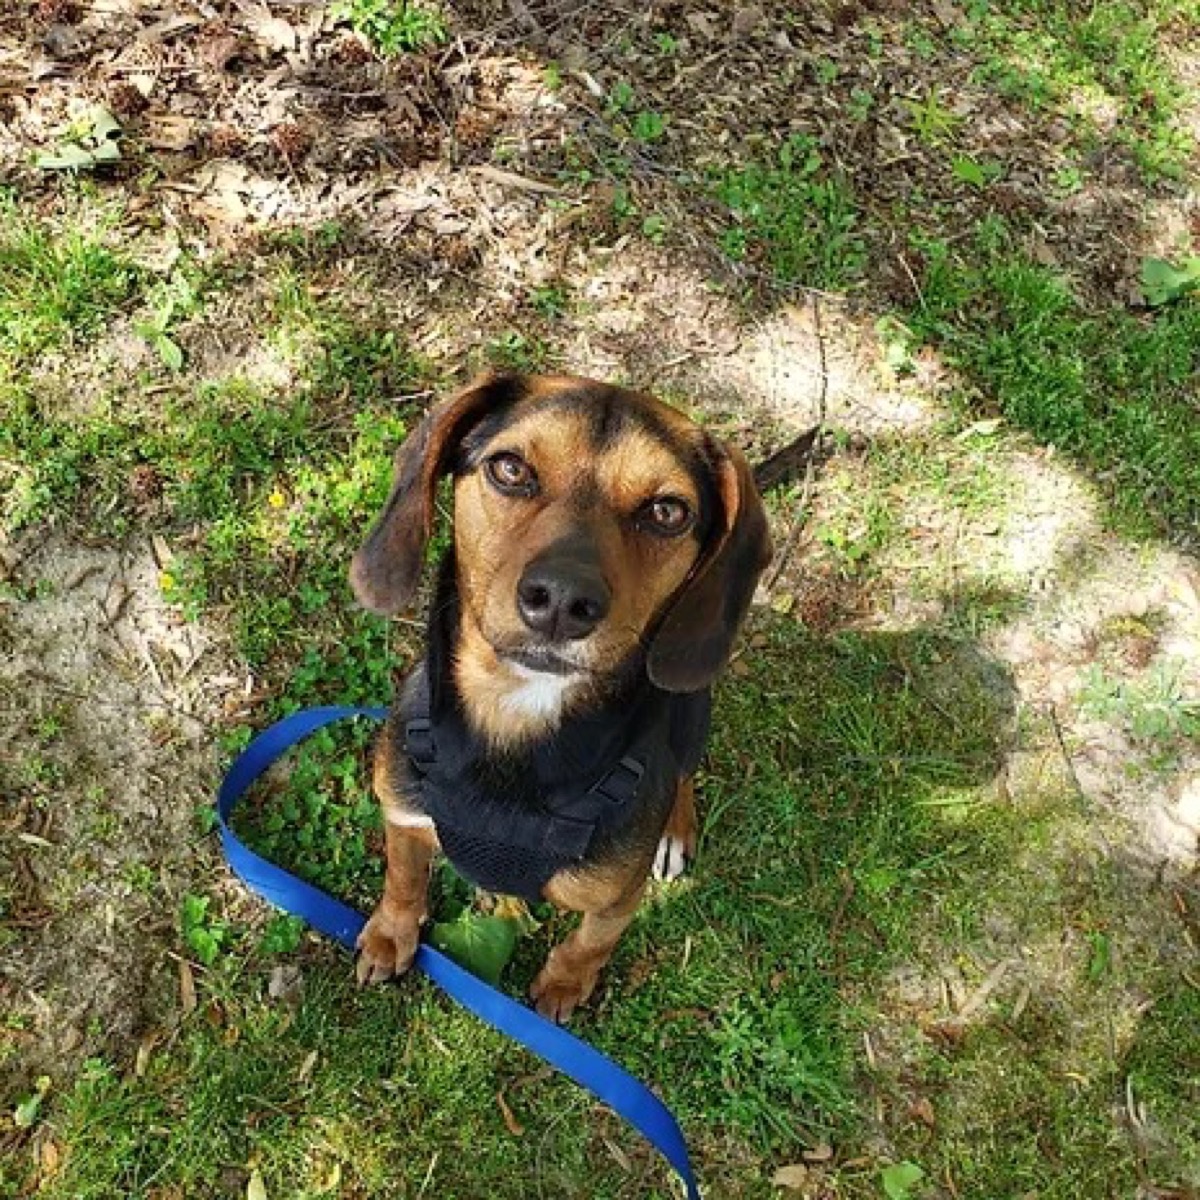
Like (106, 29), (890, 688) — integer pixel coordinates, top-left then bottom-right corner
(405, 716), (436, 768)
(591, 754), (645, 807)
(217, 706), (701, 1200)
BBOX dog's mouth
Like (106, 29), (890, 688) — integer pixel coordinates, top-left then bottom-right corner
(500, 645), (587, 676)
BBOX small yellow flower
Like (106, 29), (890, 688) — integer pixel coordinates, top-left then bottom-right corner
(159, 570), (176, 593)
(268, 489), (286, 509)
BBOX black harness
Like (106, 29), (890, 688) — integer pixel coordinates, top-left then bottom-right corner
(396, 564), (710, 903)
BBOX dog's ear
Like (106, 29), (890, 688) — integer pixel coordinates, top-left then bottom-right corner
(350, 374), (516, 615)
(647, 439), (772, 693)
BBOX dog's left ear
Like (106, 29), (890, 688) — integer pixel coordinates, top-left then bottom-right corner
(647, 440), (772, 693)
(350, 374), (516, 615)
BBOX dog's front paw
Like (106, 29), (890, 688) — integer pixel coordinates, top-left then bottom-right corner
(652, 833), (693, 882)
(355, 906), (419, 985)
(530, 962), (598, 1024)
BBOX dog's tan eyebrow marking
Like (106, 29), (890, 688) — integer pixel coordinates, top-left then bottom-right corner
(594, 428), (701, 513)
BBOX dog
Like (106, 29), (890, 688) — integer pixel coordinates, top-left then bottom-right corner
(349, 371), (772, 1022)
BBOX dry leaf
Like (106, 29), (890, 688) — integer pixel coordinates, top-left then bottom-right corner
(40, 1137), (62, 1177)
(912, 1096), (936, 1128)
(496, 1090), (524, 1136)
(144, 115), (196, 152)
(603, 1136), (632, 1171)
(151, 534), (175, 566)
(246, 1168), (268, 1200)
(772, 1163), (810, 1189)
(134, 1030), (161, 1077)
(731, 6), (764, 39)
(932, 0), (963, 26)
(802, 1143), (834, 1162)
(296, 1049), (319, 1083)
(246, 11), (297, 53)
(178, 958), (197, 1014)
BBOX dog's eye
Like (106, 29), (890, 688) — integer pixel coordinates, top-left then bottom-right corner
(641, 496), (693, 537)
(485, 452), (538, 496)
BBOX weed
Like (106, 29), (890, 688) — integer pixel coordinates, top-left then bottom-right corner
(180, 893), (230, 966)
(332, 0), (447, 55)
(631, 110), (667, 143)
(485, 330), (549, 372)
(715, 135), (865, 289)
(1080, 660), (1199, 745)
(529, 284), (569, 318)
(641, 212), (668, 244)
(904, 89), (962, 146)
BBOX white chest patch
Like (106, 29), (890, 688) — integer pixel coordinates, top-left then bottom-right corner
(500, 664), (582, 721)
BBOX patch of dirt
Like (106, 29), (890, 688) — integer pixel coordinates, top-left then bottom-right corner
(982, 455), (1200, 867)
(0, 537), (238, 1097)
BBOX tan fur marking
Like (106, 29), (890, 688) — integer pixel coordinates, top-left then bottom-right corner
(356, 809), (436, 984)
(532, 865), (649, 1022)
(594, 428), (700, 514)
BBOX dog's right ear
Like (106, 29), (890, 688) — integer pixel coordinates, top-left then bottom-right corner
(350, 374), (517, 615)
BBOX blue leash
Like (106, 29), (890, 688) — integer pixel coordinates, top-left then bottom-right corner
(217, 706), (701, 1199)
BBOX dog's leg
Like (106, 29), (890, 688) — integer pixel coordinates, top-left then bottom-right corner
(356, 815), (435, 984)
(530, 876), (646, 1023)
(653, 774), (697, 882)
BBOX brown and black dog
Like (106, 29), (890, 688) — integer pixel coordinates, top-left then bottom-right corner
(349, 372), (771, 1021)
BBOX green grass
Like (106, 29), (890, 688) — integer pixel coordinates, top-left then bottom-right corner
(908, 227), (1200, 539)
(714, 135), (866, 290)
(0, 193), (140, 362)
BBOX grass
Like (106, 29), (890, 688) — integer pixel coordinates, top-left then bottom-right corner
(0, 192), (140, 362)
(10, 621), (1018, 1198)
(4, 1), (1200, 1197)
(907, 228), (1200, 539)
(714, 135), (866, 290)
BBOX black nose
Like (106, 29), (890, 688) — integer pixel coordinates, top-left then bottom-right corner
(517, 560), (611, 641)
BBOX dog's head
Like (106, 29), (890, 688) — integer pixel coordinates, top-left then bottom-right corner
(351, 373), (771, 693)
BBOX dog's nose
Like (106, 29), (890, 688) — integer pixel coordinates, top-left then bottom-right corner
(517, 561), (611, 641)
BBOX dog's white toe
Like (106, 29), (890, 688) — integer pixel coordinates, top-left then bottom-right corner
(653, 834), (690, 882)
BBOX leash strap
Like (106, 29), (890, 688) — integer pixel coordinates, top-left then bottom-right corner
(216, 706), (701, 1200)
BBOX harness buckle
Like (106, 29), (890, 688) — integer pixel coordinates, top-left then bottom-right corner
(405, 717), (437, 769)
(592, 755), (644, 806)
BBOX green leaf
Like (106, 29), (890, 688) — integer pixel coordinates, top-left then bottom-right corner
(36, 106), (123, 171)
(260, 914), (305, 955)
(632, 110), (666, 142)
(1087, 930), (1111, 981)
(951, 156), (986, 187)
(1141, 256), (1200, 306)
(36, 143), (103, 171)
(430, 913), (519, 985)
(14, 1091), (43, 1128)
(13, 1076), (51, 1128)
(87, 104), (122, 143)
(155, 333), (184, 372)
(881, 1161), (925, 1199)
